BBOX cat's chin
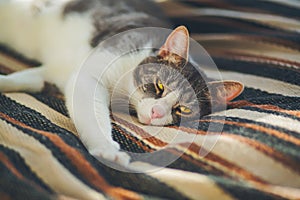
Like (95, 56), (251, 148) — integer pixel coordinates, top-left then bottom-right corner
(138, 117), (152, 125)
(138, 117), (170, 126)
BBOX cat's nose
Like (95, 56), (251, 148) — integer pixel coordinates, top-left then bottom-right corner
(151, 105), (165, 119)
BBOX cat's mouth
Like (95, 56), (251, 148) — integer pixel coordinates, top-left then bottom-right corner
(139, 117), (152, 125)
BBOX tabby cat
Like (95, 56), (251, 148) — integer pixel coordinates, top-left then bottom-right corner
(0, 0), (243, 165)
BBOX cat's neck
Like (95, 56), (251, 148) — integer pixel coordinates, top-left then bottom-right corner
(101, 49), (151, 96)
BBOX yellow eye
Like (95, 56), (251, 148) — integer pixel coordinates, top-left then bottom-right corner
(158, 82), (164, 90)
(178, 106), (192, 115)
(156, 79), (164, 92)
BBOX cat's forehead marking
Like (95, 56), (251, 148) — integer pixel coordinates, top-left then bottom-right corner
(63, 0), (97, 15)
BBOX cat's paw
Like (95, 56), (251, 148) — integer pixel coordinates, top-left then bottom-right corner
(89, 142), (130, 166)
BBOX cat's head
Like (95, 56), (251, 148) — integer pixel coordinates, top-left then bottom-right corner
(132, 26), (243, 126)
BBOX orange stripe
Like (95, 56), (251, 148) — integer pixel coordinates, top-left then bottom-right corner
(113, 115), (168, 147)
(227, 100), (254, 108)
(211, 119), (300, 146)
(0, 192), (11, 200)
(0, 151), (24, 180)
(169, 125), (209, 135)
(182, 143), (267, 183)
(0, 112), (142, 200)
(225, 134), (300, 175)
(0, 151), (53, 196)
(0, 63), (14, 74)
(167, 148), (230, 176)
(228, 100), (300, 118)
(171, 125), (300, 175)
(183, 116), (300, 148)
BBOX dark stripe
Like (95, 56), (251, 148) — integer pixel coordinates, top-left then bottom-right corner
(194, 33), (300, 52)
(214, 177), (285, 200)
(0, 156), (53, 200)
(169, 149), (229, 176)
(0, 145), (53, 193)
(94, 150), (191, 200)
(210, 51), (300, 72)
(229, 100), (300, 118)
(112, 122), (154, 154)
(113, 115), (168, 147)
(181, 0), (265, 15)
(87, 140), (191, 200)
(29, 83), (69, 117)
(211, 57), (300, 85)
(200, 116), (300, 162)
(235, 88), (300, 110)
(172, 16), (300, 42)
(0, 192), (11, 200)
(240, 106), (300, 122)
(0, 44), (41, 67)
(182, 0), (300, 19)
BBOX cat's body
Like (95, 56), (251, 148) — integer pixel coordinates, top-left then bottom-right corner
(0, 0), (243, 166)
(0, 0), (168, 90)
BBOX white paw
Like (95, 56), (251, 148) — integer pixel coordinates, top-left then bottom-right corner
(89, 141), (130, 166)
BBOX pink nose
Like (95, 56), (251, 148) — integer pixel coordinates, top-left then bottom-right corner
(151, 105), (165, 119)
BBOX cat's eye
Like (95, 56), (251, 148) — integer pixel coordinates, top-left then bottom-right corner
(176, 106), (192, 115)
(155, 79), (164, 94)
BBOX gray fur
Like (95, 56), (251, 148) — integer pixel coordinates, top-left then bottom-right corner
(133, 55), (212, 125)
(63, 0), (171, 47)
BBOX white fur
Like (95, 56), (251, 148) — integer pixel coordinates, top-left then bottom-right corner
(137, 91), (178, 125)
(0, 0), (132, 165)
(0, 0), (93, 89)
(0, 0), (178, 166)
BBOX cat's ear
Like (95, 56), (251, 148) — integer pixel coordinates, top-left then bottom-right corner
(158, 26), (189, 65)
(208, 81), (244, 103)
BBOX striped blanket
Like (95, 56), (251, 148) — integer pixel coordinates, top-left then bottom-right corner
(0, 1), (300, 199)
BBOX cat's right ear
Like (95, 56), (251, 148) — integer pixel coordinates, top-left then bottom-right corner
(158, 26), (190, 66)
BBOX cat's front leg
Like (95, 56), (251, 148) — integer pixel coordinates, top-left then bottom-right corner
(0, 67), (45, 92)
(65, 73), (130, 166)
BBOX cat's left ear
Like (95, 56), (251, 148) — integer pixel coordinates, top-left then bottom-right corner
(208, 81), (244, 103)
(158, 26), (189, 66)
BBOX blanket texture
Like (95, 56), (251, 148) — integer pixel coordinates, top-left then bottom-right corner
(0, 0), (300, 199)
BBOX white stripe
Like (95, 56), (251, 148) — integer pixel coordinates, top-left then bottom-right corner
(4, 93), (78, 135)
(197, 135), (300, 188)
(191, 8), (300, 32)
(211, 109), (300, 133)
(129, 162), (234, 200)
(0, 119), (105, 200)
(203, 69), (300, 97)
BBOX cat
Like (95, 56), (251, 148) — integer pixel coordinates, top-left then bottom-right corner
(0, 0), (244, 166)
